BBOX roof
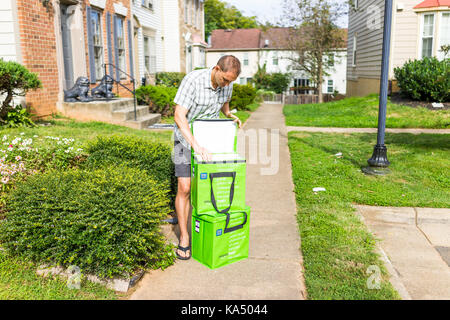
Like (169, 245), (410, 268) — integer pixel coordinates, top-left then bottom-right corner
(209, 29), (261, 50)
(414, 0), (450, 8)
(208, 27), (347, 51)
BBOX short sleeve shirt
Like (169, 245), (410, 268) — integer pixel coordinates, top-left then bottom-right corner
(173, 67), (233, 149)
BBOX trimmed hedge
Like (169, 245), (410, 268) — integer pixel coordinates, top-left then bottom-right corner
(394, 57), (450, 102)
(82, 135), (176, 206)
(0, 165), (175, 278)
(135, 85), (178, 116)
(229, 83), (257, 111)
(155, 72), (186, 88)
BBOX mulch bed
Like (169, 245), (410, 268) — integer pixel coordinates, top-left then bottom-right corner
(389, 92), (450, 110)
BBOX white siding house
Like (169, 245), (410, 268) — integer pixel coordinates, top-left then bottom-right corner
(132, 0), (164, 85)
(347, 0), (450, 97)
(206, 28), (347, 95)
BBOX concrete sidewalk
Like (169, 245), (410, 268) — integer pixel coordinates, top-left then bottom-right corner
(355, 205), (450, 300)
(128, 103), (306, 300)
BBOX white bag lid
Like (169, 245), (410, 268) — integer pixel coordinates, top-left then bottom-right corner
(191, 119), (237, 154)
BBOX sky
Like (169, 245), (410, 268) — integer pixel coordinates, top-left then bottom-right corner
(223, 0), (349, 28)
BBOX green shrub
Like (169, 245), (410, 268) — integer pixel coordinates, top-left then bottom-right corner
(83, 135), (176, 206)
(0, 165), (175, 278)
(394, 57), (450, 102)
(155, 72), (186, 88)
(135, 85), (177, 116)
(255, 89), (276, 103)
(229, 83), (257, 111)
(0, 59), (41, 121)
(2, 105), (36, 128)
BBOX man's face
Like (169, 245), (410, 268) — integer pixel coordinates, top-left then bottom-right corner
(214, 66), (238, 88)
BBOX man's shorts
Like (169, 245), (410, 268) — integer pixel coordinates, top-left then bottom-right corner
(174, 139), (191, 178)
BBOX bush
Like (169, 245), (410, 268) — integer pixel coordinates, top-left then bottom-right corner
(0, 59), (41, 121)
(135, 85), (177, 116)
(394, 57), (450, 102)
(2, 105), (35, 128)
(229, 83), (257, 111)
(0, 165), (175, 278)
(255, 89), (276, 103)
(155, 72), (186, 88)
(82, 135), (176, 206)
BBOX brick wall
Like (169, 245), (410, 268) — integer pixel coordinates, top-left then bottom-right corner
(15, 0), (59, 118)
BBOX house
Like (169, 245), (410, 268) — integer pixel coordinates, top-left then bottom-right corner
(0, 0), (136, 118)
(346, 0), (450, 97)
(206, 28), (347, 95)
(160, 0), (207, 74)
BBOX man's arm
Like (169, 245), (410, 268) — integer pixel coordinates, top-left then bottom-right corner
(221, 101), (242, 128)
(174, 105), (212, 161)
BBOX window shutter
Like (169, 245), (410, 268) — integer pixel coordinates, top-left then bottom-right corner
(86, 6), (96, 83)
(113, 15), (120, 81)
(106, 12), (114, 77)
(127, 19), (134, 79)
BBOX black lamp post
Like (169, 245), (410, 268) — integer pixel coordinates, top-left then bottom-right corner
(362, 0), (393, 175)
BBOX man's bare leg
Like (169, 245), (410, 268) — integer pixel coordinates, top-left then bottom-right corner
(175, 177), (191, 258)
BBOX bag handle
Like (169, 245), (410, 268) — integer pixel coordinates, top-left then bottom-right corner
(209, 171), (236, 214)
(223, 210), (247, 234)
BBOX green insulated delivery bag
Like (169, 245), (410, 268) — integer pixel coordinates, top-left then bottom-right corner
(191, 206), (250, 269)
(190, 119), (246, 215)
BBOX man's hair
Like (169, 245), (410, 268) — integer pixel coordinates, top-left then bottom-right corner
(217, 55), (241, 76)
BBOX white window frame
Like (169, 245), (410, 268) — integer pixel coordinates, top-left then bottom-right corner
(438, 12), (450, 59)
(327, 79), (334, 93)
(243, 52), (249, 66)
(352, 34), (357, 66)
(91, 9), (104, 79)
(143, 35), (156, 75)
(272, 52), (278, 65)
(115, 16), (126, 78)
(141, 0), (154, 11)
(420, 13), (435, 58)
(184, 0), (188, 24)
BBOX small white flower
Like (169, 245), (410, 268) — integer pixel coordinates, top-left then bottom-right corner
(15, 156), (22, 161)
(1, 176), (9, 184)
(20, 132), (25, 135)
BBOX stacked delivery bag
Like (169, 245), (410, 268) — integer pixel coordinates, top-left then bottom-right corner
(190, 119), (250, 269)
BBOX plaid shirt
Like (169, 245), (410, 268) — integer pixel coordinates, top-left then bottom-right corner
(173, 67), (233, 149)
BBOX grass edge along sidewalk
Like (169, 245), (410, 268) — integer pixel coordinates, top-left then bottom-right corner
(284, 94), (450, 129)
(287, 131), (449, 300)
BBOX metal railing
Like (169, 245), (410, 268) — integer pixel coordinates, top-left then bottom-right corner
(103, 63), (137, 121)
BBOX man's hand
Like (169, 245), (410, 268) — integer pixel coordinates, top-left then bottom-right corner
(193, 143), (212, 162)
(230, 114), (242, 128)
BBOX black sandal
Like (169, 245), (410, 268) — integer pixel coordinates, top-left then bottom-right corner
(176, 244), (191, 260)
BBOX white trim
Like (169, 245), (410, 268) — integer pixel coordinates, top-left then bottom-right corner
(113, 2), (128, 17)
(89, 0), (106, 9)
(419, 12), (435, 58)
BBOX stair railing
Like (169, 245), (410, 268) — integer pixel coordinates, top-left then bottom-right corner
(103, 63), (137, 121)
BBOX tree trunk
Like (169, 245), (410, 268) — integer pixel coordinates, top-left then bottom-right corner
(0, 91), (13, 119)
(317, 54), (323, 103)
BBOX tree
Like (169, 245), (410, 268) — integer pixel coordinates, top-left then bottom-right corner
(253, 63), (291, 94)
(0, 59), (41, 120)
(204, 0), (259, 39)
(282, 0), (346, 102)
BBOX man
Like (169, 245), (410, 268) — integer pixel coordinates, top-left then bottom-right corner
(173, 55), (242, 260)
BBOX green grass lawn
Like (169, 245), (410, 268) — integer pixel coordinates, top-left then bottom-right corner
(284, 94), (450, 129)
(288, 131), (449, 299)
(0, 120), (172, 300)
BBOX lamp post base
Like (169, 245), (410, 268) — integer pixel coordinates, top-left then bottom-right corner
(362, 144), (391, 175)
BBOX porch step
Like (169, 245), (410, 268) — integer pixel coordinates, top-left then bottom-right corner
(112, 105), (149, 121)
(122, 113), (161, 130)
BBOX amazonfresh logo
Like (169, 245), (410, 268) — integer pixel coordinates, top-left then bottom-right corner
(216, 229), (223, 236)
(200, 173), (207, 180)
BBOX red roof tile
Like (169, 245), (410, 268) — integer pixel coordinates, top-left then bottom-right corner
(414, 0), (450, 8)
(209, 29), (261, 50)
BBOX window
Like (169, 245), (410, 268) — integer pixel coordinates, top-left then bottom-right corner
(199, 47), (206, 67)
(243, 52), (249, 66)
(352, 35), (357, 66)
(144, 35), (156, 74)
(327, 80), (334, 93)
(354, 0), (358, 9)
(272, 52), (278, 65)
(90, 10), (104, 79)
(239, 77), (245, 85)
(327, 53), (335, 67)
(184, 0), (189, 24)
(439, 12), (450, 59)
(115, 16), (126, 76)
(141, 0), (153, 11)
(194, 0), (199, 28)
(421, 14), (434, 58)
